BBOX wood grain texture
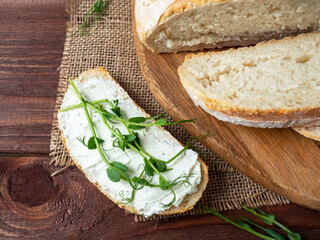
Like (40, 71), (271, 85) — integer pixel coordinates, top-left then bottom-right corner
(132, 1), (320, 210)
(1, 156), (320, 240)
(0, 0), (68, 154)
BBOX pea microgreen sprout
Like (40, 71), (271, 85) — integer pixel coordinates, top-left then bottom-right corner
(61, 98), (195, 164)
(203, 204), (301, 240)
(241, 204), (301, 240)
(60, 99), (110, 112)
(239, 218), (286, 240)
(72, 0), (110, 37)
(77, 136), (104, 149)
(111, 112), (182, 207)
(94, 103), (184, 207)
(131, 136), (194, 165)
(60, 96), (196, 165)
(203, 207), (276, 240)
(65, 78), (196, 208)
(60, 100), (196, 128)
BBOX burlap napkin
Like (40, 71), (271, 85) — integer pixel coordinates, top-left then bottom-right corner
(50, 0), (289, 221)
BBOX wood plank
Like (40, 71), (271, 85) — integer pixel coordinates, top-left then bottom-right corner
(132, 1), (320, 210)
(0, 156), (319, 239)
(0, 0), (68, 154)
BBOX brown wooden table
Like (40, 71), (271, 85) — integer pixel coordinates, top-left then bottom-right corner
(1, 1), (319, 239)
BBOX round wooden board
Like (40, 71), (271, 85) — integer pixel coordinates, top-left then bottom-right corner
(132, 2), (320, 210)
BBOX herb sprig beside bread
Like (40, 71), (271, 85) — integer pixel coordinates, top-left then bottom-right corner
(204, 204), (301, 240)
(72, 0), (110, 37)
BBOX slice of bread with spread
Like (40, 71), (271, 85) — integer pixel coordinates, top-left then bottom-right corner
(178, 32), (320, 128)
(135, 0), (320, 53)
(58, 67), (208, 217)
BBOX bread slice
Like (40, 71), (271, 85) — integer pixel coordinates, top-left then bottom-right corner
(178, 32), (320, 128)
(135, 0), (320, 53)
(58, 67), (208, 217)
(293, 126), (320, 142)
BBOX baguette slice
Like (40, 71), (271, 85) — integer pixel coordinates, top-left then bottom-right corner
(135, 0), (320, 53)
(178, 32), (320, 128)
(58, 67), (208, 217)
(293, 126), (320, 142)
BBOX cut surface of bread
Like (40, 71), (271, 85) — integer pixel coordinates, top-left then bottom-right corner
(58, 67), (208, 217)
(178, 32), (320, 128)
(293, 126), (320, 142)
(135, 0), (320, 53)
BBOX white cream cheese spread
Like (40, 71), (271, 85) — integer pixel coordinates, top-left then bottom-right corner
(58, 76), (201, 217)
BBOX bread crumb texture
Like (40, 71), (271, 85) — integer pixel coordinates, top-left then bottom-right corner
(136, 0), (320, 52)
(179, 32), (320, 112)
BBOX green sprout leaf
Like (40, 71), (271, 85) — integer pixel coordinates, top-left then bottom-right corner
(266, 229), (286, 240)
(111, 100), (123, 118)
(155, 119), (168, 125)
(237, 222), (253, 231)
(128, 117), (146, 123)
(77, 136), (104, 150)
(124, 132), (141, 149)
(128, 125), (145, 130)
(87, 136), (104, 149)
(159, 176), (169, 190)
(107, 168), (121, 182)
(125, 133), (137, 142)
(103, 110), (117, 124)
(132, 134), (141, 148)
(118, 139), (125, 151)
(154, 160), (166, 172)
(103, 110), (113, 118)
(260, 213), (275, 225)
(111, 107), (122, 118)
(132, 177), (152, 186)
(144, 158), (154, 177)
(111, 161), (128, 172)
(288, 232), (302, 240)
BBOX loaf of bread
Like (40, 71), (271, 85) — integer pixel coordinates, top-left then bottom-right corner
(178, 32), (320, 128)
(135, 0), (320, 53)
(294, 126), (320, 141)
(58, 67), (208, 217)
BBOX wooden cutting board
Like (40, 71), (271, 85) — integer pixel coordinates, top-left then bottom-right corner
(132, 2), (320, 210)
